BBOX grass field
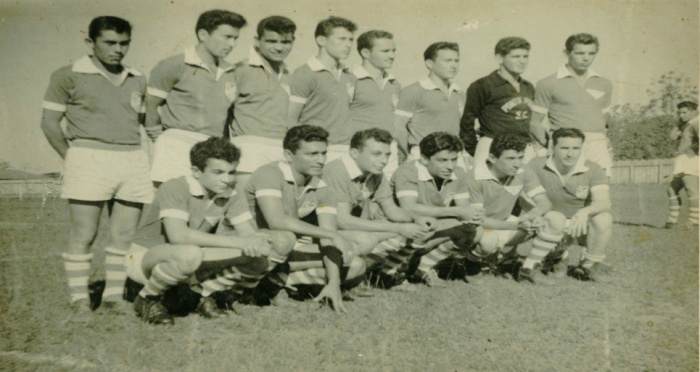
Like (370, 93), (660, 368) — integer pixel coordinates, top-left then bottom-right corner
(0, 184), (697, 372)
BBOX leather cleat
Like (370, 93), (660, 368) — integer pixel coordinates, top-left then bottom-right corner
(196, 296), (229, 319)
(133, 295), (174, 325)
(517, 267), (555, 285)
(99, 300), (132, 315)
(550, 256), (570, 279)
(416, 269), (447, 288)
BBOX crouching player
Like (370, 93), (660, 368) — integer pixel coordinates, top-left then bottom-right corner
(466, 133), (567, 284)
(392, 132), (484, 287)
(528, 128), (613, 281)
(322, 128), (436, 289)
(245, 125), (366, 312)
(126, 138), (295, 324)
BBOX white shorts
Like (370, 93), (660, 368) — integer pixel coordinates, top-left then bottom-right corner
(408, 146), (469, 171)
(582, 132), (613, 177)
(231, 135), (285, 173)
(473, 137), (539, 167)
(151, 129), (210, 183)
(125, 243), (149, 285)
(61, 142), (154, 204)
(325, 144), (350, 164)
(382, 141), (401, 179)
(673, 154), (699, 176)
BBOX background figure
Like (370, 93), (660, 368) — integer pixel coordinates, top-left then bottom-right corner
(666, 101), (699, 228)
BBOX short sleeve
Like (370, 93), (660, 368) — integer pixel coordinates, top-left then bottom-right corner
(465, 173), (484, 204)
(522, 168), (546, 198)
(43, 68), (72, 112)
(248, 166), (285, 199)
(452, 170), (471, 202)
(316, 184), (338, 215)
(589, 164), (609, 192)
(322, 163), (355, 205)
(532, 80), (552, 116)
(289, 67), (314, 104)
(601, 79), (613, 113)
(394, 85), (421, 118)
(226, 192), (253, 226)
(147, 56), (184, 99)
(157, 179), (192, 221)
(392, 164), (419, 199)
(373, 176), (393, 204)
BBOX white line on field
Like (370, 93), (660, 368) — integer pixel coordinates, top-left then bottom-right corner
(0, 350), (96, 369)
(0, 254), (61, 262)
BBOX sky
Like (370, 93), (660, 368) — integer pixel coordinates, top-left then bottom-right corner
(0, 0), (698, 173)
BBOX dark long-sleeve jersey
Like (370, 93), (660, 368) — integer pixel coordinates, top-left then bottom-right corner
(459, 70), (535, 156)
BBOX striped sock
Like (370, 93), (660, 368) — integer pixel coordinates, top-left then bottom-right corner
(417, 241), (455, 274)
(522, 231), (563, 270)
(689, 198), (699, 225)
(103, 247), (128, 302)
(139, 262), (190, 298)
(380, 242), (420, 276)
(580, 248), (605, 269)
(62, 252), (93, 304)
(286, 268), (327, 286)
(199, 266), (267, 297)
(667, 196), (681, 224)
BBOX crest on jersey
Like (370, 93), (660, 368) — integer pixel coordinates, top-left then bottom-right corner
(392, 94), (399, 108)
(346, 82), (355, 102)
(130, 91), (143, 112)
(298, 201), (317, 218)
(575, 186), (590, 199)
(586, 89), (605, 100)
(225, 82), (237, 102)
(504, 185), (523, 196)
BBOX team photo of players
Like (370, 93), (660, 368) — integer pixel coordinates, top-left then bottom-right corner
(39, 9), (698, 327)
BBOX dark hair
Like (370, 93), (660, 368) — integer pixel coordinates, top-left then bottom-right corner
(489, 134), (528, 158)
(565, 33), (599, 53)
(494, 36), (530, 56)
(356, 30), (393, 55)
(552, 128), (586, 147)
(283, 125), (329, 153)
(195, 10), (247, 39)
(190, 137), (241, 171)
(350, 128), (393, 150)
(419, 132), (463, 159)
(423, 42), (459, 61)
(314, 16), (357, 38)
(88, 16), (131, 40)
(257, 15), (296, 38)
(677, 101), (698, 111)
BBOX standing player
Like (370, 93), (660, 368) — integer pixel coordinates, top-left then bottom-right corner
(460, 37), (537, 166)
(465, 134), (567, 285)
(146, 10), (247, 185)
(245, 125), (366, 312)
(230, 16), (296, 194)
(392, 132), (484, 287)
(322, 129), (435, 287)
(41, 16), (154, 322)
(528, 128), (613, 281)
(126, 138), (295, 324)
(530, 33), (614, 177)
(666, 101), (699, 228)
(349, 30), (403, 177)
(394, 42), (466, 165)
(287, 16), (358, 163)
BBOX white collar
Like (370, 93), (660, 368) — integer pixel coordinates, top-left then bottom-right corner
(184, 47), (234, 77)
(556, 64), (600, 79)
(352, 65), (395, 82)
(418, 76), (460, 93)
(71, 55), (141, 85)
(340, 155), (364, 180)
(474, 162), (524, 182)
(277, 161), (327, 188)
(184, 175), (236, 199)
(307, 56), (346, 73)
(248, 47), (288, 75)
(544, 155), (589, 178)
(414, 160), (457, 182)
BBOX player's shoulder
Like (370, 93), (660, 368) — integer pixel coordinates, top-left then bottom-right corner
(152, 53), (186, 71)
(394, 160), (419, 179)
(292, 62), (313, 75)
(527, 156), (548, 170)
(158, 176), (192, 197)
(582, 159), (605, 174)
(48, 64), (74, 83)
(250, 161), (285, 184)
(535, 72), (559, 87)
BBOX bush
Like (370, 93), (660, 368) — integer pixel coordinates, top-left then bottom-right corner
(608, 113), (677, 160)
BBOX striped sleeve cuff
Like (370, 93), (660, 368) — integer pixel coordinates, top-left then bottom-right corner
(316, 206), (337, 215)
(531, 104), (548, 115)
(394, 109), (414, 118)
(289, 95), (308, 104)
(255, 189), (282, 198)
(42, 101), (66, 112)
(453, 192), (470, 200)
(229, 211), (253, 225)
(160, 209), (190, 221)
(526, 185), (546, 198)
(396, 190), (419, 198)
(591, 184), (609, 192)
(147, 87), (168, 99)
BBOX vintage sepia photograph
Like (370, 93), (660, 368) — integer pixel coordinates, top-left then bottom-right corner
(0, 0), (698, 371)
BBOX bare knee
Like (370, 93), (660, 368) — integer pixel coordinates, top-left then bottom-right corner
(542, 211), (567, 234)
(346, 256), (367, 280)
(476, 230), (499, 255)
(173, 245), (204, 273)
(353, 234), (379, 256)
(70, 222), (100, 247)
(269, 231), (296, 257)
(590, 212), (613, 232)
